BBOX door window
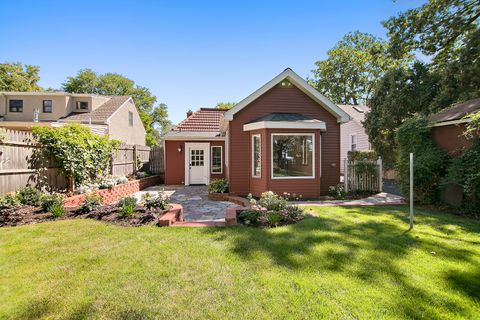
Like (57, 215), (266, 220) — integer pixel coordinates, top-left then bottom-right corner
(190, 149), (204, 166)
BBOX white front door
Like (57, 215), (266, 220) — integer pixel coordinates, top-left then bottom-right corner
(185, 143), (210, 185)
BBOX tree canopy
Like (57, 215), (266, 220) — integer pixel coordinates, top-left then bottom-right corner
(215, 102), (236, 110)
(0, 62), (42, 92)
(310, 31), (404, 105)
(62, 69), (171, 146)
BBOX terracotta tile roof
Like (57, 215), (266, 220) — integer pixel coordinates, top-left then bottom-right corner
(429, 98), (480, 124)
(337, 105), (370, 123)
(172, 108), (226, 132)
(61, 96), (131, 123)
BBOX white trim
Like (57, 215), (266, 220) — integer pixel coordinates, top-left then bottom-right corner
(210, 145), (223, 174)
(224, 68), (351, 123)
(251, 134), (261, 178)
(243, 120), (326, 131)
(184, 142), (210, 185)
(271, 133), (316, 180)
(428, 118), (471, 127)
(105, 97), (133, 123)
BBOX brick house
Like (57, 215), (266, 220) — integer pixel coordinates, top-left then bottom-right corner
(163, 68), (351, 198)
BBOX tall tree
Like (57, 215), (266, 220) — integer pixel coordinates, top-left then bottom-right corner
(215, 102), (236, 110)
(310, 31), (404, 105)
(62, 69), (171, 146)
(0, 62), (42, 92)
(384, 0), (480, 62)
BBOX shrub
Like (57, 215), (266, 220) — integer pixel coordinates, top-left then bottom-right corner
(98, 177), (117, 189)
(0, 194), (18, 208)
(136, 171), (149, 179)
(209, 179), (229, 193)
(142, 193), (169, 210)
(329, 184), (346, 198)
(40, 193), (64, 212)
(258, 191), (288, 211)
(115, 176), (128, 185)
(17, 186), (42, 206)
(444, 140), (480, 215)
(280, 205), (305, 223)
(395, 117), (449, 204)
(347, 150), (377, 161)
(78, 193), (103, 214)
(266, 211), (281, 227)
(238, 209), (263, 226)
(49, 203), (65, 218)
(118, 196), (137, 217)
(238, 205), (304, 228)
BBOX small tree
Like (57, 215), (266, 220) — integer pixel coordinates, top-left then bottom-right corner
(32, 124), (120, 192)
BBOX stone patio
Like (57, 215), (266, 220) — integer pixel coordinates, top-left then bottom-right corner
(133, 185), (240, 221)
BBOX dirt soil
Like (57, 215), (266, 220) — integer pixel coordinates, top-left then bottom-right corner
(0, 205), (168, 228)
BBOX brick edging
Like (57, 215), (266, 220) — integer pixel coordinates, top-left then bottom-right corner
(64, 175), (162, 208)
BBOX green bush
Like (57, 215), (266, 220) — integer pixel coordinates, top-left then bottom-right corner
(238, 205), (304, 228)
(444, 140), (480, 215)
(49, 203), (65, 218)
(329, 184), (346, 198)
(258, 191), (288, 211)
(0, 194), (18, 208)
(17, 186), (42, 206)
(78, 193), (103, 214)
(208, 179), (228, 193)
(142, 193), (169, 210)
(238, 209), (263, 226)
(395, 117), (449, 204)
(40, 193), (64, 212)
(118, 196), (137, 217)
(347, 150), (377, 161)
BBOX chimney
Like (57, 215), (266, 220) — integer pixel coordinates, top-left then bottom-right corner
(186, 110), (193, 118)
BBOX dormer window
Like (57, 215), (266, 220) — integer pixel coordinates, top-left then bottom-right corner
(76, 101), (88, 110)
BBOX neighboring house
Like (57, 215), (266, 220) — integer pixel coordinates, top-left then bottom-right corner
(0, 92), (146, 145)
(164, 68), (351, 198)
(337, 104), (371, 173)
(428, 97), (480, 156)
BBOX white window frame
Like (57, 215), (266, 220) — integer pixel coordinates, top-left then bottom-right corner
(271, 133), (315, 180)
(350, 134), (357, 151)
(128, 111), (133, 127)
(251, 134), (261, 178)
(210, 145), (223, 174)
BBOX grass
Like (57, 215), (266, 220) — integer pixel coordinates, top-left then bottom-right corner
(1, 206), (479, 319)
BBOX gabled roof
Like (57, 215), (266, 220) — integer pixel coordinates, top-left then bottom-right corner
(60, 96), (131, 124)
(429, 98), (480, 125)
(223, 68), (351, 123)
(247, 112), (314, 123)
(171, 108), (226, 132)
(337, 105), (370, 124)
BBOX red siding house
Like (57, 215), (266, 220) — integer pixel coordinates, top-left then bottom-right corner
(163, 68), (351, 197)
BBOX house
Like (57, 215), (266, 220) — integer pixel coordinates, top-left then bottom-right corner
(0, 92), (146, 145)
(163, 68), (351, 198)
(337, 104), (371, 173)
(428, 97), (480, 156)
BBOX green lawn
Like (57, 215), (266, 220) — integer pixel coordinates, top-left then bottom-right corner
(1, 206), (479, 319)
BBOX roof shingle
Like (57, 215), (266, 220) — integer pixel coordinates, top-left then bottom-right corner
(172, 108), (226, 132)
(61, 96), (131, 123)
(429, 98), (480, 124)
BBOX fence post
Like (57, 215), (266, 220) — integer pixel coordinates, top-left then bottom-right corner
(344, 158), (348, 193)
(133, 145), (138, 175)
(377, 156), (383, 192)
(409, 153), (414, 229)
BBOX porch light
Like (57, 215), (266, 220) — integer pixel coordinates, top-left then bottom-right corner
(178, 146), (182, 153)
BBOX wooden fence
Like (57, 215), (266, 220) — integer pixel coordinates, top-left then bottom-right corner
(0, 129), (164, 195)
(344, 158), (382, 193)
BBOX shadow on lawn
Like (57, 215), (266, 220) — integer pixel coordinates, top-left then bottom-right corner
(202, 206), (480, 318)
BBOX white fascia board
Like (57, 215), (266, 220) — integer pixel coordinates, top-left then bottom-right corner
(243, 120), (326, 131)
(163, 135), (226, 141)
(224, 68), (352, 123)
(428, 118), (471, 127)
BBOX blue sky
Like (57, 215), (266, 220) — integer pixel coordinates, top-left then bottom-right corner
(0, 0), (424, 124)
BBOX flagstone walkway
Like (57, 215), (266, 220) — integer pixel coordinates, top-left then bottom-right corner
(133, 185), (240, 221)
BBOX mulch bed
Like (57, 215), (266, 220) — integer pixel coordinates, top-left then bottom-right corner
(0, 205), (169, 228)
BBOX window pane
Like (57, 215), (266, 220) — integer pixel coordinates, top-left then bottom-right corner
(9, 100), (23, 112)
(211, 146), (222, 173)
(43, 100), (52, 113)
(272, 135), (313, 177)
(252, 135), (261, 177)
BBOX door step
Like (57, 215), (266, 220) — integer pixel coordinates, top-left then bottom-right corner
(172, 220), (226, 227)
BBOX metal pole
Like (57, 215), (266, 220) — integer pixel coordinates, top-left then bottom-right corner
(410, 153), (414, 229)
(378, 156), (383, 192)
(344, 158), (348, 193)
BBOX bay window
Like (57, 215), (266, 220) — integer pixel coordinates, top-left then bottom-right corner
(272, 134), (314, 178)
(252, 134), (261, 177)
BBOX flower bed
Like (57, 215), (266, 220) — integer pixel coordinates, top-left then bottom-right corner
(64, 175), (162, 207)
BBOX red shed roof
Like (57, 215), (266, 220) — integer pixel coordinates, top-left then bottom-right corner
(172, 108), (226, 132)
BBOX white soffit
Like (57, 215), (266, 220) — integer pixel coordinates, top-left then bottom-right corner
(243, 120), (326, 131)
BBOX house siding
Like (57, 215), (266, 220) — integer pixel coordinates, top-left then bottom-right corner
(228, 83), (340, 196)
(431, 123), (473, 156)
(340, 120), (371, 173)
(107, 99), (146, 145)
(165, 140), (225, 185)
